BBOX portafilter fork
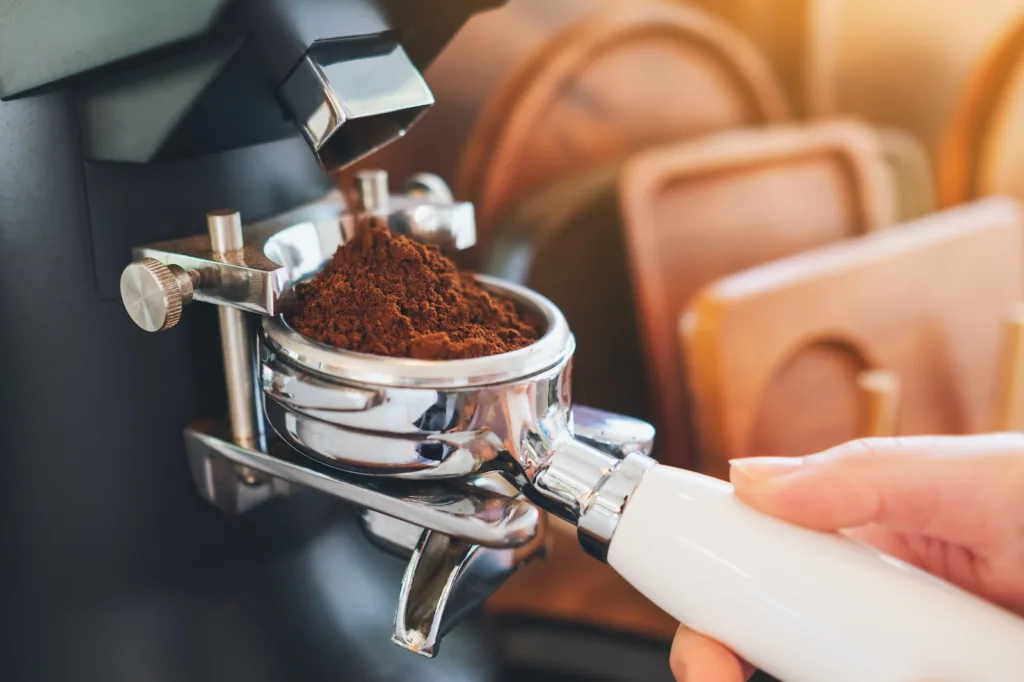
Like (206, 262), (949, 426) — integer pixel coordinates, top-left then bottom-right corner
(122, 175), (1024, 681)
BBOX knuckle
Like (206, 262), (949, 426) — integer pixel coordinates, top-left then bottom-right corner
(669, 634), (689, 681)
(818, 437), (897, 463)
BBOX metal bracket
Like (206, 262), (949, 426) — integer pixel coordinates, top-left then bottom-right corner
(130, 176), (474, 319)
(184, 419), (541, 549)
(185, 421), (546, 658)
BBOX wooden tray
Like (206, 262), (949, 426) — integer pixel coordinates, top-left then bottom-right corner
(620, 119), (893, 470)
(940, 16), (1024, 207)
(457, 0), (790, 254)
(690, 0), (810, 114)
(681, 198), (1024, 478)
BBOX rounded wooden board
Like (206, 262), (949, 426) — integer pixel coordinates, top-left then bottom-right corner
(619, 120), (893, 470)
(457, 0), (790, 249)
(679, 198), (1023, 478)
(938, 16), (1024, 206)
(981, 56), (1024, 203)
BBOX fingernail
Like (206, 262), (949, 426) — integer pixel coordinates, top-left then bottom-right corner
(729, 457), (804, 481)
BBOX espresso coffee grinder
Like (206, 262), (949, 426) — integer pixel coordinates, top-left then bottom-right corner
(1, 3), (506, 681)
(6, 3), (1024, 682)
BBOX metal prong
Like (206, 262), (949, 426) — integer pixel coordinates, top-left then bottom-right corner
(206, 209), (245, 253)
(357, 170), (390, 215)
(183, 422), (542, 547)
(404, 173), (454, 204)
(207, 210), (265, 453)
(393, 524), (544, 658)
(995, 304), (1024, 431)
(858, 369), (901, 438)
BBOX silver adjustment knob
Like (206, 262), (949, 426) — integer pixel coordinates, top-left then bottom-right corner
(404, 173), (454, 204)
(356, 169), (390, 215)
(120, 257), (199, 332)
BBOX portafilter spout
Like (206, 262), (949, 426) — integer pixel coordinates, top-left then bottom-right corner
(278, 36), (434, 172)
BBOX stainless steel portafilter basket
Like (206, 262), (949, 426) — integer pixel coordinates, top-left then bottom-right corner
(256, 275), (661, 657)
(260, 276), (656, 554)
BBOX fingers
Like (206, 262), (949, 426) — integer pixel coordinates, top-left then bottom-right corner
(729, 434), (1024, 549)
(670, 626), (754, 682)
(843, 523), (920, 566)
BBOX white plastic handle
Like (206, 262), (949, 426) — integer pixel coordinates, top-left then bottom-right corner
(607, 465), (1024, 682)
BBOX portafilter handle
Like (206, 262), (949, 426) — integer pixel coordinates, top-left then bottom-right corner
(543, 442), (1024, 682)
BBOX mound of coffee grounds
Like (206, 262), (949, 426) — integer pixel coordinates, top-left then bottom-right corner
(287, 217), (542, 360)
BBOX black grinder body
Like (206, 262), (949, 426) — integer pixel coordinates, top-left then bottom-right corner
(0, 2), (503, 680)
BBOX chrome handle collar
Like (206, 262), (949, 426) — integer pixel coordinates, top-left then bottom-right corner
(576, 452), (657, 561)
(260, 275), (573, 389)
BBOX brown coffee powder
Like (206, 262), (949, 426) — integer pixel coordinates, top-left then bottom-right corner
(287, 217), (542, 360)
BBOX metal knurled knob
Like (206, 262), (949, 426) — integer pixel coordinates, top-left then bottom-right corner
(120, 257), (198, 332)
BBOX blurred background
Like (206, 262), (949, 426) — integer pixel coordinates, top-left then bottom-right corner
(333, 0), (1024, 678)
(6, 2), (1024, 681)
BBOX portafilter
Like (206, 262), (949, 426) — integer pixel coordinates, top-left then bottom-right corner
(120, 172), (1024, 682)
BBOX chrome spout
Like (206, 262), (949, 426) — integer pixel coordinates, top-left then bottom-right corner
(391, 521), (546, 658)
(278, 36), (434, 172)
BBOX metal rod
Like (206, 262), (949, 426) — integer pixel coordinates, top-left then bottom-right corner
(858, 369), (901, 438)
(207, 209), (245, 252)
(207, 210), (265, 451)
(356, 170), (390, 215)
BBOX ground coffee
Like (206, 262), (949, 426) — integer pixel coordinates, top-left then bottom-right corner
(287, 217), (542, 360)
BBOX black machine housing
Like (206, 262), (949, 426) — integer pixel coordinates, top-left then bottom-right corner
(0, 2), (514, 681)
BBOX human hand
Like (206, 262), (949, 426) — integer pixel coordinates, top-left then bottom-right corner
(669, 434), (1024, 682)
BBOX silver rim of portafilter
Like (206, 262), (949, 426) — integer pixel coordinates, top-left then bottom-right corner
(260, 275), (574, 389)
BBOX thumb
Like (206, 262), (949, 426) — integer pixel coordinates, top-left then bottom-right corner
(728, 434), (1024, 548)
